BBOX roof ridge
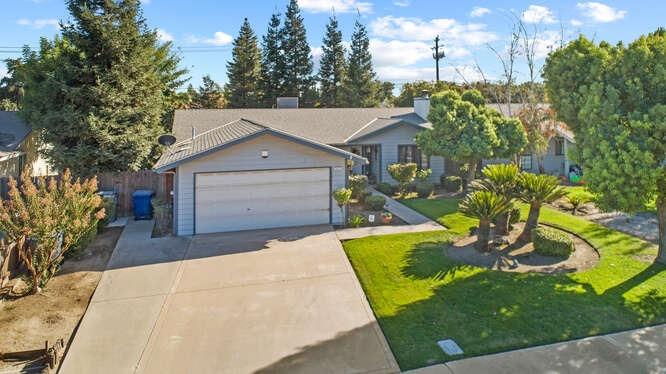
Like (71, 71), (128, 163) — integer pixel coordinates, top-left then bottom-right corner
(343, 118), (380, 143)
(170, 119), (245, 147)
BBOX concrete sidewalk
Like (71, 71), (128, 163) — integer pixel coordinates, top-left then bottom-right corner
(368, 187), (435, 225)
(407, 324), (666, 374)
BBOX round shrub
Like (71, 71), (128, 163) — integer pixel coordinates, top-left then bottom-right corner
(415, 182), (434, 198)
(348, 174), (369, 199)
(531, 227), (574, 257)
(441, 175), (462, 192)
(376, 182), (396, 196)
(365, 195), (387, 211)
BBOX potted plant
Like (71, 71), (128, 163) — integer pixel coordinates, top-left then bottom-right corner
(380, 211), (393, 224)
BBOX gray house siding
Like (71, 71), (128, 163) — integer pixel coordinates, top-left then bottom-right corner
(175, 133), (349, 236)
(483, 137), (573, 176)
(348, 125), (444, 184)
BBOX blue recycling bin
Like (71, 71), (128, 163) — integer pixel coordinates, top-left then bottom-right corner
(132, 190), (154, 220)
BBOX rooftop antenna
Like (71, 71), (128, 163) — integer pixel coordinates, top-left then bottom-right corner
(432, 35), (446, 83)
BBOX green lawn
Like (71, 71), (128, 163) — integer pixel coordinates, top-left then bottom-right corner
(342, 198), (666, 370)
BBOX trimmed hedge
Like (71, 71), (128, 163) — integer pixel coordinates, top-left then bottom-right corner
(365, 195), (387, 210)
(441, 175), (462, 192)
(531, 226), (574, 257)
(415, 182), (434, 198)
(349, 174), (369, 199)
(376, 182), (396, 196)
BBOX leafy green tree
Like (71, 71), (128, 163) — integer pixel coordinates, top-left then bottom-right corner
(460, 190), (512, 252)
(387, 163), (417, 196)
(545, 29), (666, 263)
(318, 14), (346, 107)
(343, 20), (376, 107)
(0, 58), (25, 109)
(393, 81), (450, 107)
(192, 76), (226, 109)
(472, 164), (520, 235)
(374, 81), (395, 106)
(21, 0), (186, 175)
(517, 173), (566, 242)
(260, 11), (285, 108)
(280, 0), (314, 105)
(226, 18), (262, 108)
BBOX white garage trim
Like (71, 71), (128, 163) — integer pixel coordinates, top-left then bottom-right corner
(193, 167), (333, 234)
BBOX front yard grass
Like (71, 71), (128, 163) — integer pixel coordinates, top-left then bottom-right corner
(342, 197), (666, 370)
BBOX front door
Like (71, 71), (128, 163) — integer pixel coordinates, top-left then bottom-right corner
(361, 145), (379, 182)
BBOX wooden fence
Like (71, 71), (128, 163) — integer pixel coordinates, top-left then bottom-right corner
(0, 170), (170, 217)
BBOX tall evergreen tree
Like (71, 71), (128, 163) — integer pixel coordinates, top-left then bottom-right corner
(317, 15), (346, 107)
(194, 75), (226, 109)
(21, 0), (186, 174)
(226, 18), (262, 108)
(260, 11), (285, 108)
(280, 0), (314, 104)
(343, 20), (377, 107)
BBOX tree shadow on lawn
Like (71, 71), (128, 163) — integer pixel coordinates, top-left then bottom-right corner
(380, 242), (666, 370)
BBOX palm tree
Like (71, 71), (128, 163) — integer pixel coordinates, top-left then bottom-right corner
(471, 164), (520, 235)
(459, 190), (512, 252)
(517, 173), (566, 242)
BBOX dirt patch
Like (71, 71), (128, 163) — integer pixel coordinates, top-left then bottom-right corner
(447, 223), (599, 274)
(348, 203), (406, 227)
(0, 227), (122, 371)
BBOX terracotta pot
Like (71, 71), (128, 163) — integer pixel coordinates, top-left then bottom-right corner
(380, 215), (393, 224)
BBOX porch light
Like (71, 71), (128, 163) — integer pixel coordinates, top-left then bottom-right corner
(261, 149), (269, 159)
(346, 158), (354, 168)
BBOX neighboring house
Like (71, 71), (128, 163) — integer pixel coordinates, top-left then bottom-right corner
(0, 111), (54, 178)
(154, 96), (575, 235)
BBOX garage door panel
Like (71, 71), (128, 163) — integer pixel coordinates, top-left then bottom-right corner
(195, 168), (331, 234)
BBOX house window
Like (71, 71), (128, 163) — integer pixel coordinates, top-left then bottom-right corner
(398, 145), (429, 169)
(554, 138), (564, 156)
(520, 154), (533, 171)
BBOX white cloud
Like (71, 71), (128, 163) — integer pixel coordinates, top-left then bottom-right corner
(0, 66), (8, 80)
(187, 31), (233, 46)
(470, 6), (491, 18)
(370, 16), (497, 46)
(297, 0), (373, 14)
(376, 65), (484, 82)
(156, 28), (174, 43)
(369, 39), (471, 68)
(530, 30), (561, 59)
(576, 2), (626, 23)
(570, 19), (583, 26)
(16, 18), (59, 29)
(521, 5), (557, 24)
(393, 0), (410, 7)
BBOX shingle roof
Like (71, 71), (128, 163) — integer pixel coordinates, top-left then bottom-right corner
(171, 108), (415, 145)
(0, 111), (30, 152)
(154, 118), (366, 171)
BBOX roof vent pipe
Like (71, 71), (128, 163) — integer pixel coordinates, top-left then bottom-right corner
(191, 126), (196, 139)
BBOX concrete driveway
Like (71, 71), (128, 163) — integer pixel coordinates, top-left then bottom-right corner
(61, 221), (398, 374)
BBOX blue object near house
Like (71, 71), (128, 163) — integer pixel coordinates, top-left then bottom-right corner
(132, 190), (154, 220)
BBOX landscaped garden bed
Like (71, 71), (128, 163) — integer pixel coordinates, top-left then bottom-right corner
(0, 227), (122, 372)
(343, 196), (665, 371)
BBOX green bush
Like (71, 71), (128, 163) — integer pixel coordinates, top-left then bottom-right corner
(415, 168), (432, 182)
(376, 182), (396, 196)
(97, 194), (117, 230)
(531, 227), (574, 257)
(415, 182), (434, 198)
(508, 207), (521, 226)
(365, 195), (386, 210)
(567, 191), (594, 215)
(387, 163), (417, 195)
(348, 174), (369, 199)
(442, 175), (462, 192)
(348, 214), (366, 228)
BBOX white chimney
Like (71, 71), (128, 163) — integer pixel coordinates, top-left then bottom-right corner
(414, 90), (430, 120)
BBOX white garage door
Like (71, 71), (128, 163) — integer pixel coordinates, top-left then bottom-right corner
(194, 168), (331, 234)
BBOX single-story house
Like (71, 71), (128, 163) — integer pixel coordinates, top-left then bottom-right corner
(0, 111), (54, 178)
(155, 96), (575, 235)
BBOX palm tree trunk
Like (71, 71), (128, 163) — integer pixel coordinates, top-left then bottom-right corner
(464, 161), (478, 193)
(496, 212), (510, 235)
(519, 203), (540, 242)
(476, 219), (491, 252)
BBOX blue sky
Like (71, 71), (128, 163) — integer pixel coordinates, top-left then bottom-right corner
(1, 0), (664, 90)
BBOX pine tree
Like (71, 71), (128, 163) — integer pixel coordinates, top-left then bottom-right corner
(260, 11), (285, 108)
(20, 0), (186, 175)
(195, 75), (226, 109)
(280, 0), (314, 105)
(226, 18), (262, 108)
(318, 15), (346, 107)
(343, 20), (377, 107)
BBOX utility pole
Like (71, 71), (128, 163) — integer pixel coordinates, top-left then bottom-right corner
(432, 35), (445, 83)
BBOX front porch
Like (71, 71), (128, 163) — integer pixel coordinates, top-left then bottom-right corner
(339, 144), (382, 183)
